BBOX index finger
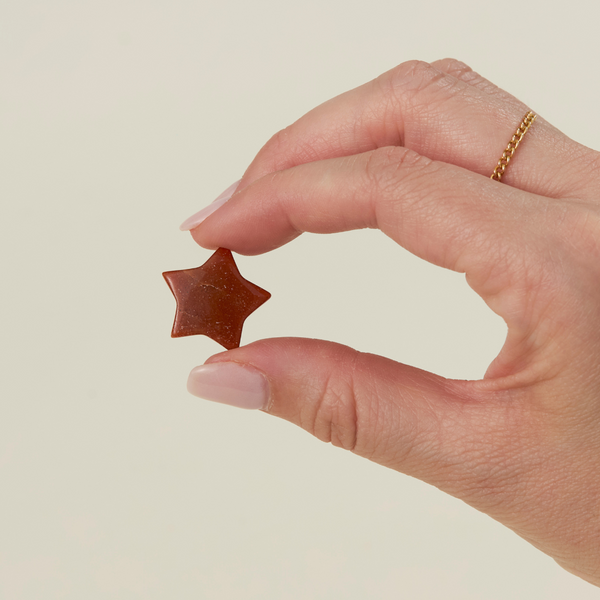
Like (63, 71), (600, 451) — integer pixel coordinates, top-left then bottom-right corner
(192, 145), (547, 290)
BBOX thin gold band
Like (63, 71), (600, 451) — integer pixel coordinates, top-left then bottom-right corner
(490, 111), (537, 182)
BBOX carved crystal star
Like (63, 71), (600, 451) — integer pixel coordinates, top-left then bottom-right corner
(163, 248), (271, 350)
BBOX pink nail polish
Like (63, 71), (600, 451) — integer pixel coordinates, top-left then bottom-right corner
(186, 362), (269, 410)
(179, 180), (241, 231)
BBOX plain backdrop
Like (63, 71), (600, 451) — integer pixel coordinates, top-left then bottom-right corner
(1, 0), (599, 598)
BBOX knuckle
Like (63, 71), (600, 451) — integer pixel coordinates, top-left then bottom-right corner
(378, 59), (446, 106)
(439, 58), (482, 88)
(309, 364), (360, 453)
(431, 58), (477, 82)
(430, 59), (504, 99)
(364, 145), (428, 176)
(256, 126), (293, 168)
(243, 129), (288, 181)
(362, 146), (435, 196)
(252, 124), (319, 176)
(360, 147), (441, 233)
(385, 59), (433, 86)
(432, 57), (469, 71)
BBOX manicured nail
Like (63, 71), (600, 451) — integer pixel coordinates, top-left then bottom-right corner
(186, 362), (270, 410)
(179, 180), (241, 231)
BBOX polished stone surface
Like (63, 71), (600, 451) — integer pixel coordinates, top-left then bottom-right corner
(163, 248), (271, 349)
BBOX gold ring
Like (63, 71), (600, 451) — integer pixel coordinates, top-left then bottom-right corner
(491, 111), (537, 182)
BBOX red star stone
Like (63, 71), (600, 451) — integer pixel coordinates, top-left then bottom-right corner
(163, 248), (271, 350)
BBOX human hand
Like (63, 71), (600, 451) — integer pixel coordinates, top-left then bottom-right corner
(183, 60), (600, 585)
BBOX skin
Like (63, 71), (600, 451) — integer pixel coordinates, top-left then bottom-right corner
(189, 59), (600, 585)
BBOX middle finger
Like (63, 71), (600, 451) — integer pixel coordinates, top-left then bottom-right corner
(240, 60), (589, 199)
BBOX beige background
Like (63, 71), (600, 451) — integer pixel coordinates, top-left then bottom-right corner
(1, 0), (599, 598)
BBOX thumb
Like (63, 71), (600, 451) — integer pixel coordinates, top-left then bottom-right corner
(186, 338), (515, 496)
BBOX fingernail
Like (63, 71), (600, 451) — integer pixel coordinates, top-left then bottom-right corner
(179, 180), (241, 231)
(186, 362), (270, 410)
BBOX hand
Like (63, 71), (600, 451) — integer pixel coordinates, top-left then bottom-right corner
(184, 59), (600, 585)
